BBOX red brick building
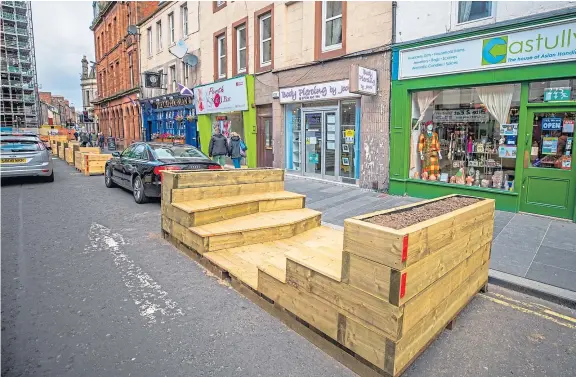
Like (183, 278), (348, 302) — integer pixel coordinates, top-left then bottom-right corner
(90, 1), (158, 148)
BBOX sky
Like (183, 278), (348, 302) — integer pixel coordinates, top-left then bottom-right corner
(32, 1), (95, 110)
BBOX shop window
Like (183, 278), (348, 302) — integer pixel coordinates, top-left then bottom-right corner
(181, 4), (188, 37)
(286, 104), (302, 171)
(457, 1), (492, 23)
(168, 12), (175, 45)
(156, 21), (162, 51)
(529, 79), (576, 102)
(409, 84), (520, 191)
(322, 1), (342, 51)
(530, 112), (574, 170)
(340, 100), (356, 179)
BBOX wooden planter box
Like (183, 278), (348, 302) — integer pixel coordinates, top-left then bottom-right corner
(74, 147), (101, 171)
(82, 153), (112, 176)
(339, 194), (494, 376)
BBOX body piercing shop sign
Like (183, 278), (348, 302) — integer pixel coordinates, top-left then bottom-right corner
(279, 80), (359, 104)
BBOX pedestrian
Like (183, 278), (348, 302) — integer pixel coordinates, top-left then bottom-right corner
(228, 131), (247, 169)
(80, 131), (89, 147)
(74, 130), (79, 140)
(208, 125), (229, 167)
(98, 133), (105, 149)
(90, 132), (97, 147)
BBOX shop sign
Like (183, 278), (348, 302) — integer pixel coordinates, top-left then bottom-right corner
(563, 119), (575, 133)
(349, 65), (377, 96)
(500, 123), (518, 136)
(498, 145), (517, 158)
(541, 117), (563, 131)
(432, 109), (489, 123)
(279, 80), (359, 104)
(544, 87), (571, 102)
(153, 95), (195, 109)
(398, 20), (576, 80)
(193, 76), (248, 114)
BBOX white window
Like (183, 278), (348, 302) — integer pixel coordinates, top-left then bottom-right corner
(147, 27), (152, 56)
(236, 25), (246, 73)
(181, 61), (189, 85)
(457, 1), (493, 23)
(168, 12), (175, 44)
(170, 65), (176, 93)
(259, 13), (272, 66)
(156, 21), (162, 51)
(217, 35), (226, 78)
(321, 1), (342, 51)
(216, 1), (226, 7)
(181, 4), (188, 36)
(158, 69), (164, 88)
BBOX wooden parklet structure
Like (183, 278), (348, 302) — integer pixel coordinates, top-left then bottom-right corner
(161, 169), (493, 377)
(71, 147), (111, 176)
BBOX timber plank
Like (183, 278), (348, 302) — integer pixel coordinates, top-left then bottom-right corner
(172, 181), (285, 202)
(343, 251), (393, 302)
(174, 168), (284, 188)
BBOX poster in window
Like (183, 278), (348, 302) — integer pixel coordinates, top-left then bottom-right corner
(542, 137), (558, 154)
(308, 153), (319, 164)
(342, 157), (350, 166)
(341, 144), (349, 153)
(326, 114), (336, 124)
(563, 120), (575, 133)
(541, 117), (563, 131)
(500, 123), (518, 136)
(327, 142), (335, 150)
(498, 146), (517, 158)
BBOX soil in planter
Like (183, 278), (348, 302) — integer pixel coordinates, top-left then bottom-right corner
(365, 196), (481, 230)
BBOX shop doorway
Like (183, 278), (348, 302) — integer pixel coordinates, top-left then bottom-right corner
(301, 108), (339, 180)
(257, 116), (274, 167)
(521, 108), (575, 220)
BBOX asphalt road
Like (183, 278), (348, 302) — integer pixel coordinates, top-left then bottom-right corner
(2, 158), (575, 377)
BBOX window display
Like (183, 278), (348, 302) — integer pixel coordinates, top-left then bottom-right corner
(409, 84), (520, 191)
(531, 112), (574, 170)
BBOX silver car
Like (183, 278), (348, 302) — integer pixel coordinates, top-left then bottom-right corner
(0, 134), (54, 181)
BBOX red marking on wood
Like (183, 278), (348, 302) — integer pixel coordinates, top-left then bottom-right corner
(401, 234), (409, 263)
(400, 272), (407, 298)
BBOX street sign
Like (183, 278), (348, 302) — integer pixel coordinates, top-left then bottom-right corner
(543, 87), (571, 102)
(107, 137), (117, 151)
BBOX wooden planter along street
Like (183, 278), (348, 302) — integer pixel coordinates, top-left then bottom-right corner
(160, 170), (494, 377)
(82, 153), (112, 176)
(74, 147), (101, 172)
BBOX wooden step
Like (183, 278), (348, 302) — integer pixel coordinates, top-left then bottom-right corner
(189, 208), (321, 254)
(167, 191), (305, 227)
(204, 226), (343, 290)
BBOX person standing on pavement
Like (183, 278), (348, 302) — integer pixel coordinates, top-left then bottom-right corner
(74, 130), (79, 140)
(80, 131), (89, 147)
(228, 131), (247, 169)
(208, 125), (229, 167)
(98, 132), (105, 149)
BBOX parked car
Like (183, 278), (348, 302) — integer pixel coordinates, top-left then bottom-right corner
(0, 134), (54, 182)
(105, 142), (222, 203)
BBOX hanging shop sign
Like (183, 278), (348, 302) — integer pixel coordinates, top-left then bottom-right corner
(279, 80), (360, 104)
(193, 76), (248, 115)
(153, 95), (195, 109)
(432, 108), (489, 123)
(349, 65), (377, 96)
(398, 20), (576, 80)
(544, 87), (572, 102)
(541, 117), (563, 131)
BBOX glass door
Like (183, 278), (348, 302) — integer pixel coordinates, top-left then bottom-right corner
(520, 108), (576, 219)
(303, 112), (323, 176)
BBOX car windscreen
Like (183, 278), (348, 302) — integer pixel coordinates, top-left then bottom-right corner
(0, 139), (42, 152)
(151, 145), (207, 160)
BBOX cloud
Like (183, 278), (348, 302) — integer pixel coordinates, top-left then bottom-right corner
(32, 1), (94, 110)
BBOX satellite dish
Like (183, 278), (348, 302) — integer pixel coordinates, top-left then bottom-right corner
(183, 53), (198, 67)
(169, 40), (188, 59)
(127, 25), (138, 35)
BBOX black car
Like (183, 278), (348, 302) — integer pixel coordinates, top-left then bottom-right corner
(105, 142), (222, 203)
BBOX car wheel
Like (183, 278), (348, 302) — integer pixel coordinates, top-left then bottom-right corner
(44, 171), (54, 183)
(105, 166), (116, 188)
(132, 175), (148, 204)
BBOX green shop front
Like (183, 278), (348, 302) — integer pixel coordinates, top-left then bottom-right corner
(390, 16), (576, 221)
(194, 75), (257, 168)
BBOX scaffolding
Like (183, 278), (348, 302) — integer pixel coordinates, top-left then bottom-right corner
(1, 1), (39, 130)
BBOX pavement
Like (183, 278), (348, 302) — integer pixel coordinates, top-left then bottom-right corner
(284, 174), (576, 305)
(1, 159), (575, 377)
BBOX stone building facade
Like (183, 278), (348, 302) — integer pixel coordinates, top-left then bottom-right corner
(90, 1), (158, 148)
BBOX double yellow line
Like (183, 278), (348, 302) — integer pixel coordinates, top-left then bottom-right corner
(479, 292), (576, 329)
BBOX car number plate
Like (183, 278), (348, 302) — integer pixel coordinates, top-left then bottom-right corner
(1, 158), (26, 164)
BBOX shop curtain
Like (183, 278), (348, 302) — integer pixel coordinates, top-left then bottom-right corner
(476, 85), (515, 126)
(410, 91), (439, 177)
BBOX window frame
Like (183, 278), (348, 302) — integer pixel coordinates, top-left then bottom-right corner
(254, 4), (274, 73)
(158, 69), (164, 89)
(314, 1), (346, 61)
(129, 53), (134, 88)
(259, 13), (272, 67)
(181, 4), (188, 37)
(217, 35), (226, 79)
(168, 12), (175, 45)
(156, 20), (163, 52)
(169, 65), (177, 93)
(181, 61), (189, 86)
(147, 27), (153, 56)
(456, 1), (494, 25)
(213, 1), (227, 13)
(232, 17), (248, 76)
(321, 1), (343, 52)
(213, 28), (227, 81)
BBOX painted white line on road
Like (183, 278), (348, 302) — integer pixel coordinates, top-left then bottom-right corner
(88, 223), (184, 324)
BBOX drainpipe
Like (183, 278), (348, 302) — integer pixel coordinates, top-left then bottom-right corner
(392, 1), (397, 44)
(387, 1), (397, 192)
